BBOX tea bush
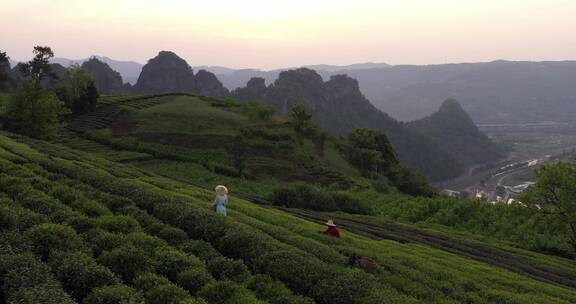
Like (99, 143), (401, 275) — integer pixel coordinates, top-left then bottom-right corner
(177, 267), (214, 294)
(49, 251), (119, 300)
(206, 256), (250, 283)
(24, 223), (84, 260)
(268, 183), (370, 214)
(83, 284), (145, 304)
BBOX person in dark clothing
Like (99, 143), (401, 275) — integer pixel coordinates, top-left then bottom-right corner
(346, 254), (360, 267)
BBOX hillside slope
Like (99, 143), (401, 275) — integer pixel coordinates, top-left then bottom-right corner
(1, 133), (575, 304)
(65, 93), (359, 195)
(232, 69), (470, 181)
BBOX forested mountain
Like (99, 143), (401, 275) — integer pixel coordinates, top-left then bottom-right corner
(82, 58), (127, 94)
(232, 68), (467, 181)
(408, 99), (505, 166)
(133, 51), (230, 98)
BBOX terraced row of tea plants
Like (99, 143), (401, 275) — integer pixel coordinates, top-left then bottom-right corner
(1, 132), (575, 304)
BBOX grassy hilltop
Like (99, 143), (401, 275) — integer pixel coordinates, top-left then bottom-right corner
(0, 93), (575, 303)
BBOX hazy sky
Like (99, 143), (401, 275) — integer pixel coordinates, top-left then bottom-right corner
(2, 0), (576, 69)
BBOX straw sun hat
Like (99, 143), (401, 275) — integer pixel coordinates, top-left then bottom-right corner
(215, 185), (228, 195)
(325, 219), (337, 227)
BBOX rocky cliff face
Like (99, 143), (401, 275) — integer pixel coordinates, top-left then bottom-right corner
(230, 77), (267, 101)
(82, 58), (125, 94)
(194, 69), (230, 98)
(232, 68), (465, 181)
(133, 51), (229, 98)
(134, 51), (196, 93)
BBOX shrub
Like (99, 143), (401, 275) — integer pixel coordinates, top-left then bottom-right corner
(0, 253), (55, 294)
(158, 226), (188, 246)
(0, 230), (28, 254)
(268, 184), (369, 214)
(0, 253), (75, 303)
(178, 240), (221, 261)
(311, 269), (376, 304)
(212, 163), (239, 178)
(217, 226), (277, 264)
(389, 166), (436, 197)
(13, 207), (48, 230)
(83, 284), (145, 304)
(134, 272), (199, 304)
(133, 272), (171, 291)
(8, 283), (75, 304)
(85, 228), (126, 256)
(48, 183), (82, 204)
(154, 248), (203, 281)
(247, 274), (314, 304)
(49, 251), (119, 300)
(371, 177), (393, 194)
(65, 215), (98, 234)
(72, 199), (112, 217)
(198, 281), (263, 304)
(98, 245), (155, 282)
(119, 206), (164, 231)
(96, 215), (140, 234)
(255, 250), (326, 295)
(153, 203), (226, 242)
(125, 232), (168, 252)
(206, 257), (250, 283)
(241, 102), (275, 121)
(145, 284), (193, 304)
(24, 223), (84, 259)
(145, 222), (167, 236)
(17, 190), (76, 222)
(0, 203), (18, 230)
(177, 267), (214, 295)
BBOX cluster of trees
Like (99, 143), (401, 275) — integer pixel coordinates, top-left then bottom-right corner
(288, 103), (330, 155)
(0, 47), (99, 138)
(344, 128), (435, 197)
(521, 159), (576, 256)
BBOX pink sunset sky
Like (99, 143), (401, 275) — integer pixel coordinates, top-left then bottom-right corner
(2, 0), (576, 69)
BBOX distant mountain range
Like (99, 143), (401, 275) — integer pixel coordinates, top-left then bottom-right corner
(14, 55), (576, 125)
(206, 60), (576, 125)
(47, 56), (143, 85)
(6, 52), (505, 181)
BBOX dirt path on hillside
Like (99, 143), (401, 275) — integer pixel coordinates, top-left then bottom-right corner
(275, 207), (576, 289)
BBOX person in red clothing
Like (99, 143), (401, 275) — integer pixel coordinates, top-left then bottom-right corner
(323, 219), (341, 238)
